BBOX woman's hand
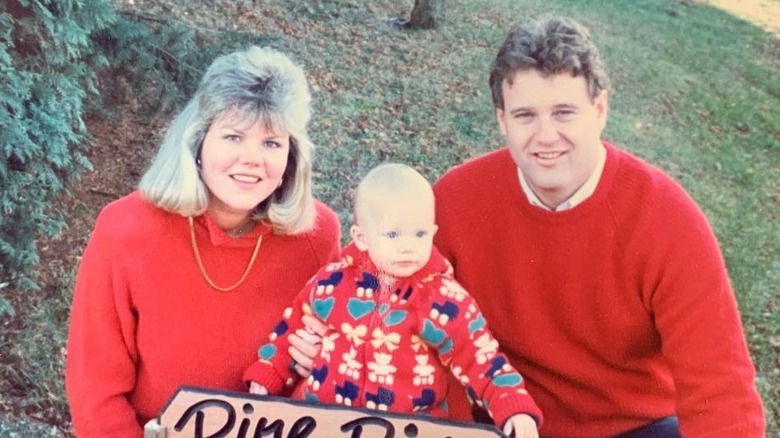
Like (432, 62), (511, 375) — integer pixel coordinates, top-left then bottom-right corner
(503, 414), (539, 438)
(288, 314), (327, 377)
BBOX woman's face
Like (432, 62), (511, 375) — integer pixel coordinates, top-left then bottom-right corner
(199, 111), (290, 224)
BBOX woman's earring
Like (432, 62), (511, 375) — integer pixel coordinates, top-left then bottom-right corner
(196, 158), (202, 166)
(277, 179), (283, 188)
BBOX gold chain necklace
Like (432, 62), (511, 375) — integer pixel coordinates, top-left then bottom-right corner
(188, 216), (263, 292)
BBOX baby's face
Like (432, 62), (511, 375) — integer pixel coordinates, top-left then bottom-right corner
(359, 194), (437, 279)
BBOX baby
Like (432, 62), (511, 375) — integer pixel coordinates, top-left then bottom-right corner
(244, 163), (542, 437)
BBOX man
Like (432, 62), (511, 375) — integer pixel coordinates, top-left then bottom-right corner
(434, 15), (765, 438)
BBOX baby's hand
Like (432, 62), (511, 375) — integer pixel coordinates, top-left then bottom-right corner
(249, 382), (269, 395)
(502, 414), (538, 438)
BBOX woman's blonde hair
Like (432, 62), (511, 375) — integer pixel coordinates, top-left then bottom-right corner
(139, 46), (315, 234)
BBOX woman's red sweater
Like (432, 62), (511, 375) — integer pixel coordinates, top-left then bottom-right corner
(66, 192), (340, 437)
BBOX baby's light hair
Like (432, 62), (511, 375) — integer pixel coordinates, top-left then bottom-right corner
(353, 163), (434, 225)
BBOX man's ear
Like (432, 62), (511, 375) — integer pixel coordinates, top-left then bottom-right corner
(496, 108), (508, 137)
(594, 89), (609, 129)
(350, 225), (369, 251)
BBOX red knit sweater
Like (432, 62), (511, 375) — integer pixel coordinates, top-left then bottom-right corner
(433, 144), (765, 438)
(65, 191), (340, 438)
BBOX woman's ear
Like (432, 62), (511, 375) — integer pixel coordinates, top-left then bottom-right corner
(195, 138), (205, 168)
(350, 225), (369, 251)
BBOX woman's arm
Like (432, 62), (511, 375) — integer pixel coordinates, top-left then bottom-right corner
(65, 211), (143, 438)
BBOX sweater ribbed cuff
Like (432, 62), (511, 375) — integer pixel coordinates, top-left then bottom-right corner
(488, 393), (544, 432)
(242, 361), (287, 395)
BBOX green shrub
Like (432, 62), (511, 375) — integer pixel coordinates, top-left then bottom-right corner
(0, 0), (269, 299)
(91, 14), (281, 114)
(0, 0), (116, 295)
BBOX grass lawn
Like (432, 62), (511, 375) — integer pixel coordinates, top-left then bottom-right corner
(1, 0), (777, 435)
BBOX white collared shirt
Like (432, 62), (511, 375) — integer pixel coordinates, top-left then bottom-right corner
(517, 145), (607, 211)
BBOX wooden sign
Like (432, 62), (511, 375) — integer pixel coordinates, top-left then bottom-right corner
(144, 386), (504, 438)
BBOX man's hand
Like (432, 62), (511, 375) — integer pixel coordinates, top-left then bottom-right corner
(288, 314), (327, 377)
(503, 414), (538, 438)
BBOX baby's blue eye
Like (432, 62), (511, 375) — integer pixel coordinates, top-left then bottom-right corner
(385, 231), (398, 239)
(416, 230), (428, 238)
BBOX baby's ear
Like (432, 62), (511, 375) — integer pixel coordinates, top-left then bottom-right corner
(432, 224), (439, 236)
(350, 225), (369, 251)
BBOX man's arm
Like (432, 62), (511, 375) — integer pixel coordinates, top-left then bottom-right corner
(643, 186), (764, 436)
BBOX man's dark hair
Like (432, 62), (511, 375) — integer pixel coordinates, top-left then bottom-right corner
(489, 16), (610, 109)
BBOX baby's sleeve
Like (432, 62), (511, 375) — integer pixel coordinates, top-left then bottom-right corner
(420, 275), (543, 429)
(242, 271), (321, 394)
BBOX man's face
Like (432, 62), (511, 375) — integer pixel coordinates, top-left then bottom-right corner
(496, 70), (608, 209)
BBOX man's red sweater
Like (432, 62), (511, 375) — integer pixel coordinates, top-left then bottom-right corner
(66, 192), (340, 437)
(433, 143), (765, 437)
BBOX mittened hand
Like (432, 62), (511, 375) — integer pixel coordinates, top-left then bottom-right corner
(502, 414), (538, 438)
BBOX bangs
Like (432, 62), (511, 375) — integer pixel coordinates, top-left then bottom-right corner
(213, 106), (290, 137)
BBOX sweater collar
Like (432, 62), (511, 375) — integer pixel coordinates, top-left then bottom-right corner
(340, 242), (451, 285)
(505, 141), (620, 220)
(517, 142), (607, 211)
(192, 212), (272, 247)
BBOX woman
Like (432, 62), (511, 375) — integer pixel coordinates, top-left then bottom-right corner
(65, 46), (340, 437)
